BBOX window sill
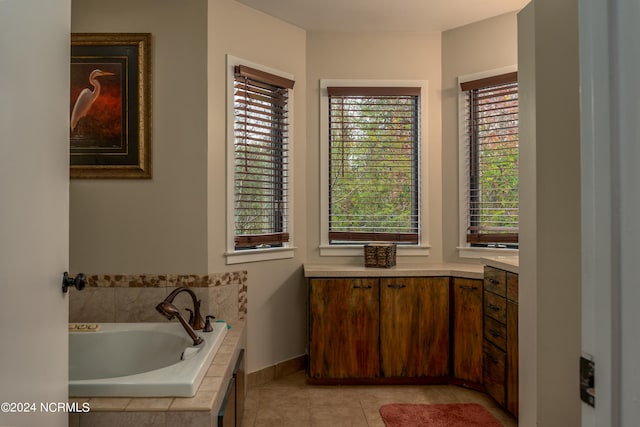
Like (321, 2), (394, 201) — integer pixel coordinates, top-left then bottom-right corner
(225, 247), (295, 265)
(319, 244), (431, 257)
(457, 246), (519, 259)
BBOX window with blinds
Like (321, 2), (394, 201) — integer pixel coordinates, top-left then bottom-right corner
(461, 72), (519, 246)
(233, 65), (294, 250)
(327, 87), (420, 244)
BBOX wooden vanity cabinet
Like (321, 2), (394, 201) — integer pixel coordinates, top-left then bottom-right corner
(380, 277), (450, 377)
(308, 277), (450, 380)
(452, 278), (483, 385)
(506, 273), (519, 417)
(308, 278), (380, 379)
(483, 266), (518, 418)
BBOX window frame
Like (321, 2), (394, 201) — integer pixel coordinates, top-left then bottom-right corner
(319, 79), (430, 257)
(457, 66), (519, 259)
(225, 55), (295, 264)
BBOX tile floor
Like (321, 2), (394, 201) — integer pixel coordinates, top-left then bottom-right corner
(242, 371), (517, 426)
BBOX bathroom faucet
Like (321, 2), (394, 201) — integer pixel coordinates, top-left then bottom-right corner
(156, 287), (206, 346)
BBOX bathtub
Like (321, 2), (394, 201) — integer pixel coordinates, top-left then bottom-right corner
(69, 322), (227, 397)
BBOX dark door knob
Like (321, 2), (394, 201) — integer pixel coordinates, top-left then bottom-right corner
(62, 272), (86, 293)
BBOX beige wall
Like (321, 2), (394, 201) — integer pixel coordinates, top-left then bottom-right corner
(207, 0), (308, 372)
(441, 13), (519, 263)
(517, 4), (538, 425)
(519, 0), (582, 425)
(305, 31), (443, 264)
(70, 0), (209, 273)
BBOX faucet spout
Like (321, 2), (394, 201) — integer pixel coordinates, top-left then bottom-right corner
(156, 287), (206, 346)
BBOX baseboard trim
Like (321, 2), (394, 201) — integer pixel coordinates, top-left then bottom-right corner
(247, 355), (307, 389)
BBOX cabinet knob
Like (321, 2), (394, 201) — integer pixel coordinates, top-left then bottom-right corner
(487, 303), (501, 311)
(489, 328), (502, 338)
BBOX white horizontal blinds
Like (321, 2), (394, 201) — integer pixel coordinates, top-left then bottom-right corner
(327, 86), (420, 244)
(462, 72), (519, 245)
(233, 65), (294, 249)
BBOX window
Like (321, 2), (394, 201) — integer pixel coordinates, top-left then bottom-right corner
(320, 80), (429, 256)
(226, 58), (295, 264)
(460, 71), (519, 250)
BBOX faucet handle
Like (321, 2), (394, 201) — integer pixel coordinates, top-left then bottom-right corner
(204, 315), (215, 332)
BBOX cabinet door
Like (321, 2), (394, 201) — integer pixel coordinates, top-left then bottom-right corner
(452, 278), (483, 384)
(506, 300), (519, 417)
(309, 278), (380, 378)
(380, 277), (449, 377)
(483, 341), (506, 406)
(217, 377), (236, 427)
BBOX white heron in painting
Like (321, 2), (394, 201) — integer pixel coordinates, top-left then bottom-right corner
(70, 69), (115, 131)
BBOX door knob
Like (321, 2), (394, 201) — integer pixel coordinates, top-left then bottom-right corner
(62, 272), (86, 293)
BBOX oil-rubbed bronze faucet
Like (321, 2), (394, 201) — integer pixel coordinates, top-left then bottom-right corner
(156, 287), (206, 346)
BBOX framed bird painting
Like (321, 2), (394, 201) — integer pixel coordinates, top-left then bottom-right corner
(70, 33), (152, 178)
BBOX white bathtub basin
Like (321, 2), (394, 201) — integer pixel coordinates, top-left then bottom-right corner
(69, 322), (227, 397)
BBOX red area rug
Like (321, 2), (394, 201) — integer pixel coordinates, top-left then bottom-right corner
(379, 403), (503, 427)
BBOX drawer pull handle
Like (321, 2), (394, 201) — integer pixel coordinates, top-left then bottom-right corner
(459, 285), (479, 291)
(489, 328), (502, 338)
(488, 278), (499, 285)
(387, 284), (407, 289)
(353, 285), (372, 289)
(487, 354), (498, 364)
(487, 303), (501, 311)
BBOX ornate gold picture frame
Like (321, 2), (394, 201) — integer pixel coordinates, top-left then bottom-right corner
(70, 33), (152, 178)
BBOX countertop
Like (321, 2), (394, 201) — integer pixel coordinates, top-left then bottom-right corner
(304, 262), (484, 279)
(304, 256), (519, 279)
(481, 256), (519, 274)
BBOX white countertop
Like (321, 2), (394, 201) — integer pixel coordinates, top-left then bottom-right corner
(481, 256), (519, 274)
(304, 262), (484, 279)
(305, 256), (519, 278)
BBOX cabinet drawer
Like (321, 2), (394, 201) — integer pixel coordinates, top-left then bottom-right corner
(484, 315), (507, 350)
(484, 266), (506, 297)
(483, 342), (506, 407)
(484, 291), (507, 323)
(507, 272), (518, 302)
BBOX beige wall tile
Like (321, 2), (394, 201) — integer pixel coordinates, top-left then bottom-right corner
(115, 287), (167, 322)
(124, 397), (173, 412)
(165, 411), (212, 427)
(78, 411), (165, 427)
(69, 287), (116, 323)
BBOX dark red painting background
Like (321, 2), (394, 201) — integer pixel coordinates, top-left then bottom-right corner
(70, 62), (123, 149)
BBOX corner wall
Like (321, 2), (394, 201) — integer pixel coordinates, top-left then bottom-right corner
(519, 1), (582, 425)
(206, 0), (308, 373)
(441, 13), (519, 263)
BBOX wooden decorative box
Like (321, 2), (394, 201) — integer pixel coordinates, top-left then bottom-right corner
(364, 243), (397, 268)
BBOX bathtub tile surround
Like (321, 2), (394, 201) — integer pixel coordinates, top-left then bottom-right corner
(68, 271), (247, 426)
(69, 271), (247, 324)
(115, 287), (167, 322)
(69, 320), (246, 427)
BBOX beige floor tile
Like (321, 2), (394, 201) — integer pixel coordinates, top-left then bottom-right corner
(254, 404), (311, 427)
(308, 385), (363, 408)
(244, 371), (519, 427)
(310, 406), (368, 427)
